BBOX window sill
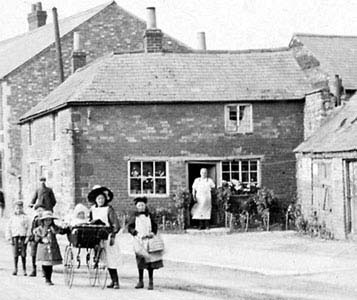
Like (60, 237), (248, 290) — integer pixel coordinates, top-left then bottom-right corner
(128, 193), (169, 198)
(224, 131), (253, 136)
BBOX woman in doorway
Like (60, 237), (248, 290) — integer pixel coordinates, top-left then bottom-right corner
(191, 168), (215, 230)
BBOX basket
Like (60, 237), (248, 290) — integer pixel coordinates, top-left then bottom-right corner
(68, 225), (111, 248)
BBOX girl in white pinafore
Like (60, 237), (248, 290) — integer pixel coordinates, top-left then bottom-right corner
(88, 186), (122, 289)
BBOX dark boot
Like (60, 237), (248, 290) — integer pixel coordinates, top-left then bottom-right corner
(21, 256), (27, 276)
(148, 268), (154, 290)
(198, 220), (204, 230)
(43, 266), (54, 285)
(107, 269), (119, 289)
(205, 220), (210, 230)
(12, 257), (18, 275)
(29, 256), (36, 277)
(135, 269), (144, 289)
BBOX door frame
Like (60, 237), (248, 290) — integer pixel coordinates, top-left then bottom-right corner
(344, 159), (357, 236)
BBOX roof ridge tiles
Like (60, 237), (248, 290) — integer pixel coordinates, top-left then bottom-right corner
(293, 32), (357, 39)
(112, 46), (291, 56)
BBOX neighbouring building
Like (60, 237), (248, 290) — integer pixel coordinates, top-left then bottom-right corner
(295, 94), (357, 240)
(289, 34), (357, 139)
(0, 1), (189, 209)
(18, 13), (312, 220)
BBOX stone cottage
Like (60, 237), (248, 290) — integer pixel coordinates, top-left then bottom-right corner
(289, 34), (357, 140)
(18, 14), (311, 219)
(0, 1), (189, 207)
(290, 34), (357, 239)
(295, 94), (357, 240)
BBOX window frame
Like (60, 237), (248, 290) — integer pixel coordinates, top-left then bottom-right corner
(127, 160), (169, 197)
(221, 159), (260, 186)
(52, 113), (58, 141)
(28, 121), (32, 145)
(224, 103), (253, 133)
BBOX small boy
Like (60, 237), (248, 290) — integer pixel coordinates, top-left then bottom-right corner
(5, 200), (31, 276)
(28, 204), (45, 276)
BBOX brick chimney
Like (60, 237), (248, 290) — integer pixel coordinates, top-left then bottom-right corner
(144, 7), (163, 53)
(71, 31), (86, 73)
(27, 2), (47, 31)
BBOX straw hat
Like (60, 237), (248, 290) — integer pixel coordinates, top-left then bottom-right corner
(39, 210), (58, 220)
(87, 186), (113, 203)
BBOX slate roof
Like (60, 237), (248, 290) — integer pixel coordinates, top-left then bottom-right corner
(295, 95), (357, 153)
(290, 33), (357, 90)
(20, 48), (311, 122)
(0, 1), (114, 79)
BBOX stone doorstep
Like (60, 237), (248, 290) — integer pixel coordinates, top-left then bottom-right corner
(185, 227), (230, 235)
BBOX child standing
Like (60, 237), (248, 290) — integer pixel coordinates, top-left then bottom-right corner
(5, 200), (31, 276)
(128, 197), (163, 290)
(88, 185), (121, 289)
(28, 204), (45, 277)
(33, 210), (67, 285)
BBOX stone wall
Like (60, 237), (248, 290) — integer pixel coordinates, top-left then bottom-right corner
(39, 100), (307, 212)
(21, 109), (74, 218)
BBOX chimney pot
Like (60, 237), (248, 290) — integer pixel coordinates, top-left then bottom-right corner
(36, 2), (42, 11)
(146, 7), (157, 29)
(72, 31), (86, 73)
(197, 32), (207, 51)
(335, 74), (343, 106)
(73, 31), (82, 52)
(31, 4), (36, 12)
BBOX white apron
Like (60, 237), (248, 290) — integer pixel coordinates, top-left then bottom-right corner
(91, 206), (122, 269)
(191, 177), (215, 219)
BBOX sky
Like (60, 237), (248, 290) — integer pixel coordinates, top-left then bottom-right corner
(0, 0), (357, 50)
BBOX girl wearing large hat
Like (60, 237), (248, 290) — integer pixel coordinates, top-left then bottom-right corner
(33, 210), (68, 285)
(88, 185), (121, 289)
(128, 197), (163, 290)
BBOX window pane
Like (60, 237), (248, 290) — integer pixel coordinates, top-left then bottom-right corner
(231, 172), (239, 180)
(143, 162), (153, 177)
(250, 172), (257, 183)
(130, 179), (141, 194)
(242, 161), (249, 171)
(155, 162), (166, 177)
(222, 173), (230, 181)
(231, 162), (239, 171)
(222, 162), (230, 172)
(250, 160), (257, 171)
(238, 105), (252, 132)
(242, 172), (249, 182)
(228, 106), (237, 121)
(130, 162), (141, 177)
(155, 179), (166, 194)
(143, 177), (153, 194)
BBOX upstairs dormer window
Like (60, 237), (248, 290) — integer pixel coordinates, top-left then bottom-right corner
(225, 104), (253, 133)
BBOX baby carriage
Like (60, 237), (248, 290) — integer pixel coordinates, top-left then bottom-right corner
(63, 224), (111, 289)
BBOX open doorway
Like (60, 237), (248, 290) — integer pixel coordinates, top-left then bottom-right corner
(187, 162), (219, 228)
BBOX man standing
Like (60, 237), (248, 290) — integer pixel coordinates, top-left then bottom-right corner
(29, 177), (56, 212)
(191, 168), (215, 230)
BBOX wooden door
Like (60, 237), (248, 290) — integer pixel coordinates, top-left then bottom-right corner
(346, 161), (357, 235)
